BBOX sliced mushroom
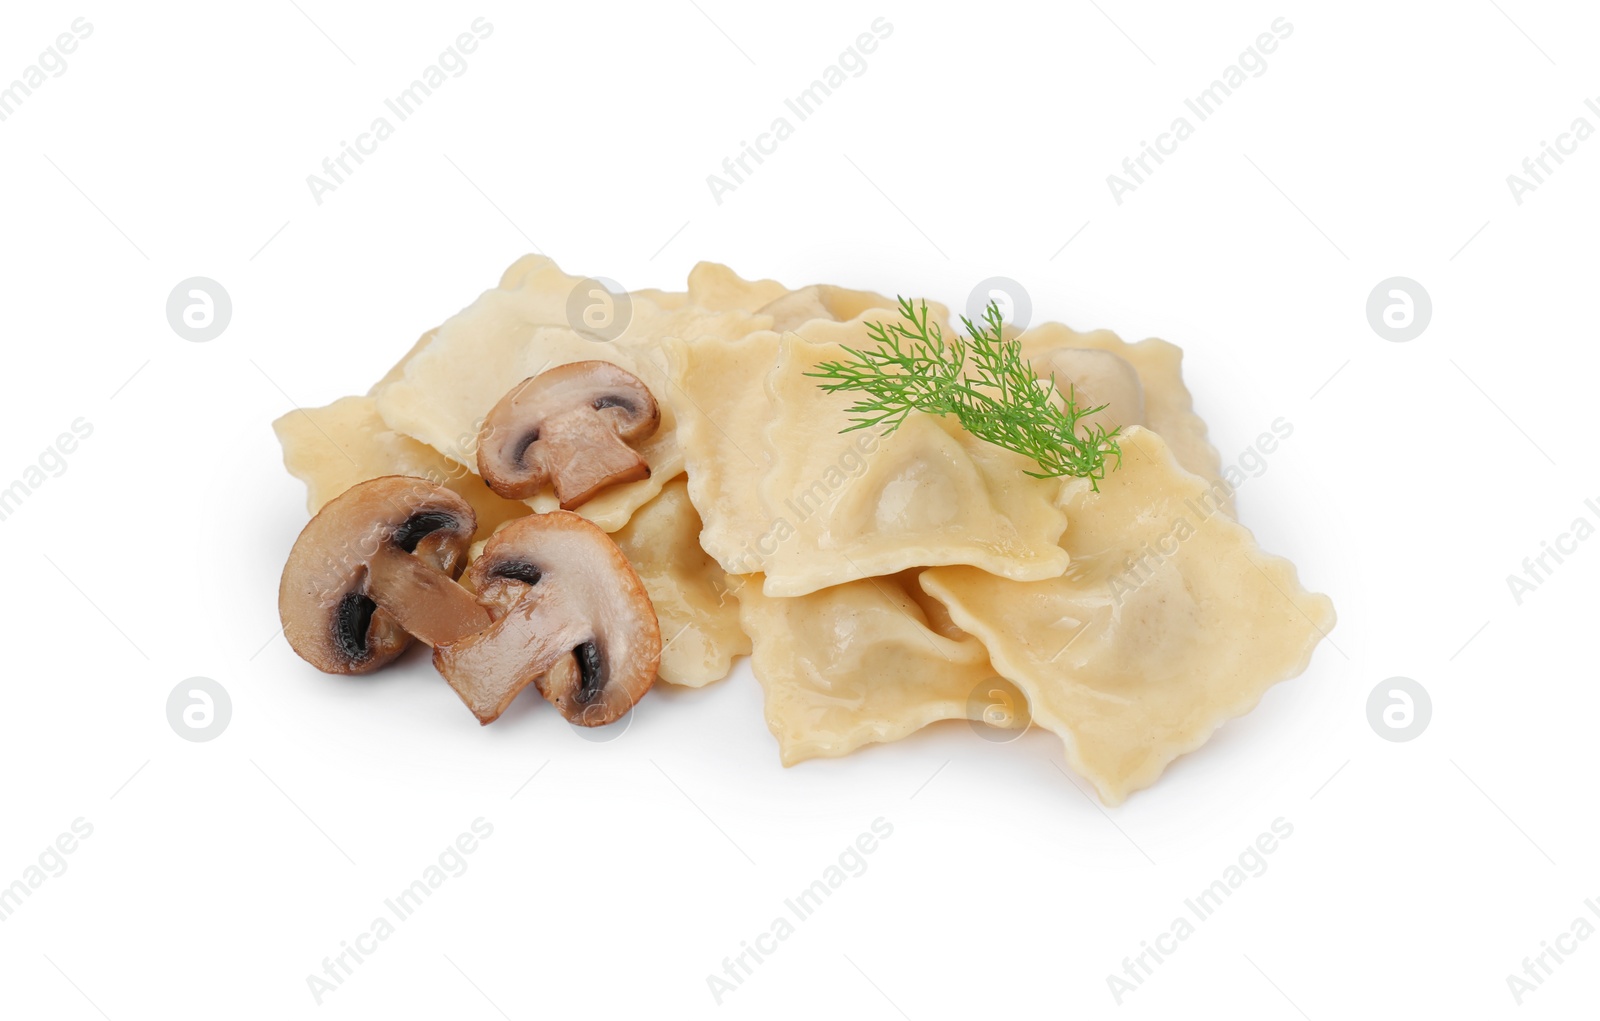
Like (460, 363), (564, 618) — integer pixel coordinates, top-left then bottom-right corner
(476, 360), (661, 509)
(434, 511), (661, 726)
(279, 476), (492, 674)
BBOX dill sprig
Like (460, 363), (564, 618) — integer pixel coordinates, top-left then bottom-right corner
(805, 297), (1123, 490)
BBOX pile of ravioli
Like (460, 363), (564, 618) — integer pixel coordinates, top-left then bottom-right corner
(275, 255), (1335, 804)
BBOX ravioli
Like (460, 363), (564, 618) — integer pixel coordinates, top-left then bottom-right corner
(273, 395), (529, 541)
(754, 324), (1071, 596)
(1018, 323), (1229, 513)
(662, 331), (782, 573)
(375, 256), (769, 531)
(919, 427), (1335, 805)
(665, 289), (906, 576)
(737, 571), (1007, 764)
(610, 477), (749, 687)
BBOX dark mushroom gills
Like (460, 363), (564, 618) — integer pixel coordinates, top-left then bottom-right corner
(434, 510), (662, 726)
(278, 476), (491, 674)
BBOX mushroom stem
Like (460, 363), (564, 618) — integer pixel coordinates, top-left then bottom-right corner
(432, 510), (661, 727)
(435, 598), (584, 724)
(366, 546), (493, 648)
(542, 414), (652, 510)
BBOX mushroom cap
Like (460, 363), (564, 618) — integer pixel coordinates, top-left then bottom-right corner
(476, 361), (661, 509)
(279, 476), (483, 675)
(434, 511), (662, 726)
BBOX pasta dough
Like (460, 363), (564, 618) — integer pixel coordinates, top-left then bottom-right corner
(683, 262), (891, 332)
(685, 262), (789, 314)
(610, 477), (749, 687)
(920, 427), (1335, 805)
(758, 283), (894, 332)
(755, 325), (1071, 596)
(737, 570), (1008, 764)
(1040, 348), (1146, 438)
(273, 395), (529, 541)
(1018, 323), (1230, 513)
(663, 331), (783, 573)
(665, 290), (911, 575)
(370, 327), (440, 394)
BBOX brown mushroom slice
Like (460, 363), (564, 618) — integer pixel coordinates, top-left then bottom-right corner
(434, 511), (661, 726)
(476, 361), (661, 510)
(279, 476), (492, 674)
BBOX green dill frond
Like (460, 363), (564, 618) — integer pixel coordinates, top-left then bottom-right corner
(805, 297), (1123, 490)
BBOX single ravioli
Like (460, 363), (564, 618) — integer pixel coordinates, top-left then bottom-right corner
(610, 477), (749, 687)
(755, 324), (1071, 596)
(663, 330), (782, 575)
(665, 293), (915, 576)
(273, 395), (530, 541)
(737, 571), (1005, 764)
(920, 427), (1335, 805)
(1017, 322), (1230, 514)
(375, 256), (769, 531)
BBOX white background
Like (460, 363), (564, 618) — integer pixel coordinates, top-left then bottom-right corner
(1, 1), (1595, 1017)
